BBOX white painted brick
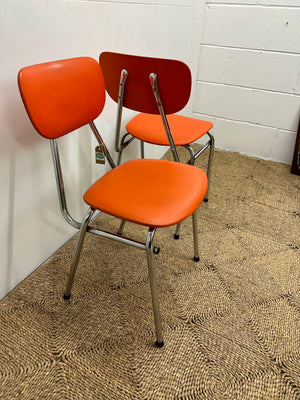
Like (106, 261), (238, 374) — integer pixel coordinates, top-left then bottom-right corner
(294, 73), (300, 95)
(191, 112), (215, 144)
(213, 118), (276, 158)
(193, 82), (253, 121)
(270, 130), (297, 164)
(197, 46), (229, 83)
(206, 0), (300, 5)
(258, 0), (300, 6)
(207, 0), (256, 3)
(225, 49), (300, 93)
(248, 90), (300, 131)
(211, 0), (300, 5)
(265, 8), (300, 54)
(202, 5), (272, 49)
(191, 112), (215, 127)
(100, 0), (193, 4)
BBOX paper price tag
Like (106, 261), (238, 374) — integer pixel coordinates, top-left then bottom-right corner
(95, 145), (105, 164)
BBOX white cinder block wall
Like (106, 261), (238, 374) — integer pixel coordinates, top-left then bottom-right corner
(193, 0), (300, 163)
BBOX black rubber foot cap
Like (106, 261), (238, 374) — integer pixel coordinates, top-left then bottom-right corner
(153, 247), (160, 255)
(174, 234), (180, 240)
(156, 341), (164, 348)
(193, 256), (200, 262)
(204, 198), (208, 202)
(63, 294), (71, 300)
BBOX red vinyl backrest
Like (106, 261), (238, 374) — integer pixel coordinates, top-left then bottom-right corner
(18, 57), (106, 139)
(99, 52), (192, 115)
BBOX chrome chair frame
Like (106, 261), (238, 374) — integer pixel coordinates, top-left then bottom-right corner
(50, 119), (200, 347)
(18, 56), (204, 348)
(114, 68), (208, 240)
(114, 69), (215, 204)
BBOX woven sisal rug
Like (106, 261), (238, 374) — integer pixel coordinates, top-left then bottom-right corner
(0, 148), (299, 399)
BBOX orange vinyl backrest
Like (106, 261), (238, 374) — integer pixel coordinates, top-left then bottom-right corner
(18, 57), (106, 139)
(99, 52), (192, 115)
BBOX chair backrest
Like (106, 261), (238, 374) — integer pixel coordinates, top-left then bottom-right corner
(18, 57), (106, 139)
(99, 52), (192, 115)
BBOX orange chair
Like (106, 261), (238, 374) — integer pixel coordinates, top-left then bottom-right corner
(99, 52), (214, 205)
(18, 56), (208, 347)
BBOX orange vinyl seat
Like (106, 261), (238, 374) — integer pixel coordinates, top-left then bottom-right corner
(84, 158), (207, 228)
(126, 113), (213, 146)
(18, 56), (208, 347)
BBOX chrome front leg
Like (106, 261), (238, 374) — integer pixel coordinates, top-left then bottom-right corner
(174, 223), (181, 240)
(146, 227), (164, 347)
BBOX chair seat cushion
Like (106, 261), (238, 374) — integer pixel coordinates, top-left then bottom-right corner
(126, 113), (213, 146)
(84, 159), (208, 228)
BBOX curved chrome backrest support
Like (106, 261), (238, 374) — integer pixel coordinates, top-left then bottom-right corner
(50, 139), (81, 229)
(149, 73), (179, 162)
(115, 69), (128, 154)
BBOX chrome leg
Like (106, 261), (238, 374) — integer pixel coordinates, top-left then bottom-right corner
(140, 140), (145, 159)
(64, 207), (95, 299)
(117, 148), (124, 166)
(205, 132), (215, 202)
(146, 228), (164, 347)
(192, 209), (200, 262)
(174, 223), (181, 240)
(173, 144), (196, 240)
(117, 220), (126, 235)
(183, 144), (196, 166)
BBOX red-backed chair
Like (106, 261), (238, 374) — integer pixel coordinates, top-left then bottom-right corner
(99, 51), (214, 206)
(18, 56), (208, 347)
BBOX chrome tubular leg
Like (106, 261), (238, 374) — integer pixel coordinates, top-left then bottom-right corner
(174, 223), (181, 240)
(173, 144), (195, 240)
(146, 228), (164, 347)
(117, 134), (135, 166)
(205, 132), (215, 202)
(117, 148), (124, 166)
(192, 209), (200, 262)
(140, 140), (145, 159)
(64, 207), (95, 299)
(183, 144), (196, 166)
(117, 220), (126, 235)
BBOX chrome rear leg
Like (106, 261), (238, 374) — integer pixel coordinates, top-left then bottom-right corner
(205, 132), (215, 202)
(183, 144), (196, 166)
(117, 148), (124, 166)
(140, 140), (145, 159)
(192, 209), (200, 262)
(117, 220), (126, 235)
